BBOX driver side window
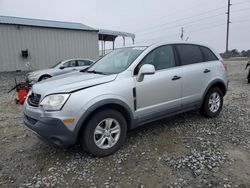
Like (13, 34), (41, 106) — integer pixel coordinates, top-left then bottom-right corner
(134, 45), (176, 75)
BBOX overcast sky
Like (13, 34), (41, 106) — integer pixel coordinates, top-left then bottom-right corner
(1, 0), (250, 52)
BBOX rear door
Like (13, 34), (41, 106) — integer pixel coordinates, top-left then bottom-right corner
(199, 46), (220, 89)
(175, 44), (207, 107)
(134, 45), (182, 119)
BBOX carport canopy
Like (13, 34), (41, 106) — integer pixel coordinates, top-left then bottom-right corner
(98, 29), (135, 56)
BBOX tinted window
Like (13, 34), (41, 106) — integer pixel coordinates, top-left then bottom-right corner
(176, 44), (203, 65)
(63, 60), (77, 68)
(200, 47), (218, 62)
(78, 60), (92, 66)
(135, 45), (175, 74)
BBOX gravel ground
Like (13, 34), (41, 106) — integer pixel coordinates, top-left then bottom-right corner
(0, 61), (249, 188)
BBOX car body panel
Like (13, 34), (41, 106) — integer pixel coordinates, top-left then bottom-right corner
(134, 67), (182, 118)
(32, 72), (117, 98)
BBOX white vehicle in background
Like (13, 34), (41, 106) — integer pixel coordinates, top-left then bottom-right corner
(27, 58), (94, 84)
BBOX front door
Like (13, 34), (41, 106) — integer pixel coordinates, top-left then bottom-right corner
(134, 45), (182, 119)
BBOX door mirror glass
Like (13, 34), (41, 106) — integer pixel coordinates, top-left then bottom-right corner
(59, 66), (65, 70)
(137, 64), (155, 82)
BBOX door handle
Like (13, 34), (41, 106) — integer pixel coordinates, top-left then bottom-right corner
(172, 75), (181, 81)
(204, 69), (211, 73)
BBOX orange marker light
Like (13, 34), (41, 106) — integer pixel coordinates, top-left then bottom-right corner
(63, 119), (75, 123)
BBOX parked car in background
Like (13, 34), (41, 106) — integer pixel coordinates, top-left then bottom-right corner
(23, 42), (228, 157)
(27, 58), (94, 84)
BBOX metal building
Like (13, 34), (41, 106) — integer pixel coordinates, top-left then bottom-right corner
(0, 16), (99, 72)
(98, 29), (135, 56)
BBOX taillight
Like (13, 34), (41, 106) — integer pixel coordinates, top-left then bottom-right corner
(220, 60), (227, 71)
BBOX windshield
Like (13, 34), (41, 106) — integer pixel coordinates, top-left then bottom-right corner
(51, 61), (62, 68)
(87, 47), (147, 75)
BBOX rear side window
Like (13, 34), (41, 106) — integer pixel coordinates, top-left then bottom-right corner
(200, 46), (218, 62)
(176, 44), (203, 65)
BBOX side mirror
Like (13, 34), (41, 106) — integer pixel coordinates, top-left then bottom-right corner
(137, 64), (155, 82)
(59, 66), (65, 70)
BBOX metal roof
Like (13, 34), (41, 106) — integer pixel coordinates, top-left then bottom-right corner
(98, 29), (135, 41)
(0, 15), (97, 31)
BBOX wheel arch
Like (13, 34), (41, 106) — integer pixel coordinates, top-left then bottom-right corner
(75, 99), (135, 142)
(202, 79), (227, 103)
(38, 74), (52, 81)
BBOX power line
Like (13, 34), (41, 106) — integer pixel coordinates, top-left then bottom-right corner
(231, 7), (250, 13)
(134, 0), (225, 33)
(188, 23), (226, 34)
(136, 6), (227, 34)
(232, 19), (250, 23)
(233, 0), (250, 6)
(134, 22), (226, 45)
(134, 16), (249, 46)
(134, 0), (250, 37)
(137, 13), (225, 37)
(132, 1), (250, 46)
(135, 0), (205, 30)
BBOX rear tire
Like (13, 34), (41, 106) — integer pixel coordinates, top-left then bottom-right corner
(80, 109), (127, 157)
(200, 87), (223, 118)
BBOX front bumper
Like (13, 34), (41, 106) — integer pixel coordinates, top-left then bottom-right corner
(23, 114), (77, 147)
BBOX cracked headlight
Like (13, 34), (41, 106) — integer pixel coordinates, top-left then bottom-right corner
(40, 94), (70, 111)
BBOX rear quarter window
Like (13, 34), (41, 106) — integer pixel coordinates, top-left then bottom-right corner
(200, 46), (218, 62)
(176, 44), (203, 65)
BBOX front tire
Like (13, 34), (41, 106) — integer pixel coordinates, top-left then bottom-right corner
(200, 87), (223, 118)
(80, 109), (127, 157)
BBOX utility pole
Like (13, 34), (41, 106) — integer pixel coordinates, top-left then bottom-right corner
(180, 27), (189, 41)
(226, 0), (232, 54)
(181, 27), (184, 41)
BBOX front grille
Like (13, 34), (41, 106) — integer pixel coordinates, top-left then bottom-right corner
(28, 93), (41, 107)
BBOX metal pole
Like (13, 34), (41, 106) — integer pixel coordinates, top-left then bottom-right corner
(123, 37), (125, 47)
(104, 41), (105, 54)
(226, 0), (231, 54)
(101, 35), (104, 56)
(181, 27), (184, 41)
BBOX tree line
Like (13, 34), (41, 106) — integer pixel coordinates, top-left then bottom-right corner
(220, 49), (250, 58)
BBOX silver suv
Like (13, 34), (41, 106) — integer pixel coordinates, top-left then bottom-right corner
(23, 42), (228, 157)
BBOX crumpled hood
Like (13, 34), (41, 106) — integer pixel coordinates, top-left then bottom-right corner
(31, 72), (117, 97)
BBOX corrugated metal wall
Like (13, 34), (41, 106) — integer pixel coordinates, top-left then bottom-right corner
(0, 24), (99, 71)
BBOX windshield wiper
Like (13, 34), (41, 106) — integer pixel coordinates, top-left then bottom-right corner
(86, 70), (106, 75)
(80, 67), (89, 72)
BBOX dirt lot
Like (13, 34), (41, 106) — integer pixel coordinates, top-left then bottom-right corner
(0, 61), (249, 188)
